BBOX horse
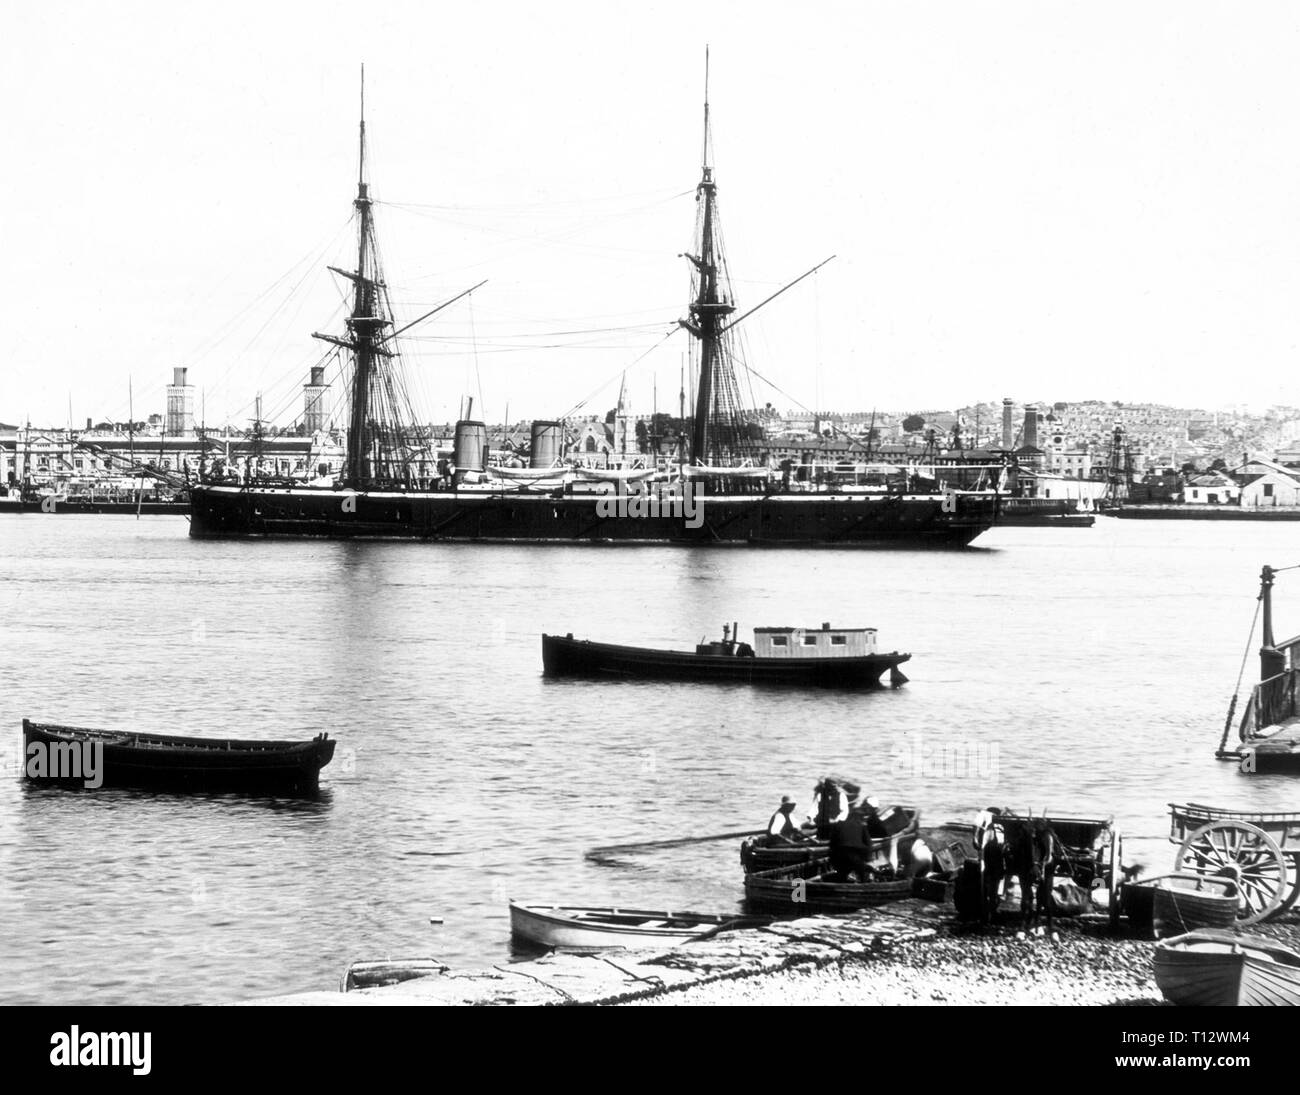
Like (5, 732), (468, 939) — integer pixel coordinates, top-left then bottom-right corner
(1000, 816), (1057, 935)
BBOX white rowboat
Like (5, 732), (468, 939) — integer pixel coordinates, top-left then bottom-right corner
(508, 901), (762, 951)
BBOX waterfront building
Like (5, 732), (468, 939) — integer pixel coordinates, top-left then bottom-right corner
(1236, 458), (1300, 508)
(1183, 471), (1241, 505)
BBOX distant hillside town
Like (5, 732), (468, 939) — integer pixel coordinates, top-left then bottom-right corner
(4, 365), (1300, 505)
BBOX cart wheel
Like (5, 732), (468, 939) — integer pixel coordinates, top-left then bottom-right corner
(1174, 820), (1287, 925)
(1281, 854), (1300, 915)
(1108, 830), (1123, 932)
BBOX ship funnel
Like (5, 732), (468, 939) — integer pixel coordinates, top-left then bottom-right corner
(529, 420), (564, 469)
(454, 420), (488, 478)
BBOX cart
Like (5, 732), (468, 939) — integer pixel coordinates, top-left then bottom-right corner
(1167, 802), (1300, 924)
(976, 810), (1124, 928)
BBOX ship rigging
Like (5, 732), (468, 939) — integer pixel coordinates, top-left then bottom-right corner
(189, 67), (999, 547)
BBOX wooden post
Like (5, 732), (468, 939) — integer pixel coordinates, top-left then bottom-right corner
(1261, 565), (1286, 681)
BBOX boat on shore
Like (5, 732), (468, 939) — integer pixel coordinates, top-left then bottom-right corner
(341, 958), (448, 992)
(1154, 930), (1300, 1006)
(187, 75), (999, 548)
(1119, 873), (1239, 937)
(508, 901), (765, 951)
(542, 623), (909, 687)
(22, 719), (335, 793)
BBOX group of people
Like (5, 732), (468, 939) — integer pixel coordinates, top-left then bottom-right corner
(765, 779), (904, 881)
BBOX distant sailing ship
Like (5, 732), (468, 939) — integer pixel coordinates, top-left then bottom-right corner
(189, 72), (1000, 547)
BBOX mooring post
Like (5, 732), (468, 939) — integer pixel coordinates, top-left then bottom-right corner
(1261, 565), (1286, 681)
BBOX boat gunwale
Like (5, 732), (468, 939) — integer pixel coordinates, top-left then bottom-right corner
(508, 901), (743, 935)
(23, 720), (331, 755)
(541, 633), (910, 665)
(1156, 929), (1300, 967)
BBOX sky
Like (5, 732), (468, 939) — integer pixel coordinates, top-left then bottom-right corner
(4, 1), (1300, 430)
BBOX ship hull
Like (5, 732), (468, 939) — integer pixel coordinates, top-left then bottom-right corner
(542, 634), (910, 687)
(22, 719), (334, 794)
(188, 485), (995, 547)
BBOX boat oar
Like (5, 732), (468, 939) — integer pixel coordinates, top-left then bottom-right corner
(585, 829), (766, 860)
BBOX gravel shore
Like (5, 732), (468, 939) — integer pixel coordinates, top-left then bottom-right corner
(627, 912), (1300, 1006)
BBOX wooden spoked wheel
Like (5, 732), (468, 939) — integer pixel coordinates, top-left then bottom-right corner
(1282, 854), (1300, 915)
(1174, 820), (1287, 925)
(1107, 830), (1123, 931)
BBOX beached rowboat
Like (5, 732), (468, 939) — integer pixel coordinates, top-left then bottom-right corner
(1154, 930), (1300, 1006)
(1121, 874), (1239, 938)
(22, 719), (335, 793)
(341, 959), (448, 992)
(508, 901), (764, 951)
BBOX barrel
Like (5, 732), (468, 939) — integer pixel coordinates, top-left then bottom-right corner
(453, 420), (487, 472)
(530, 420), (563, 469)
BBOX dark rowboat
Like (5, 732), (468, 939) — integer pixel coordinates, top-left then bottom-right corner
(509, 902), (766, 951)
(341, 959), (448, 992)
(543, 623), (910, 688)
(1154, 930), (1300, 1006)
(743, 857), (915, 914)
(22, 719), (335, 793)
(740, 805), (922, 873)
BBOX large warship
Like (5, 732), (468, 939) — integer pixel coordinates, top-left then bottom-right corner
(189, 75), (999, 547)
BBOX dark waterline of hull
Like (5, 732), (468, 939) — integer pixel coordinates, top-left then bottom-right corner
(188, 485), (997, 547)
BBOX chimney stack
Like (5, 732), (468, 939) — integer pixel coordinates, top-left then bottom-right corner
(1001, 398), (1013, 450)
(303, 366), (330, 435)
(165, 366), (194, 436)
(1023, 404), (1039, 451)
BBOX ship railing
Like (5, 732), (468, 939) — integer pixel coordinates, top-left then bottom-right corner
(1276, 634), (1300, 672)
(1247, 668), (1300, 736)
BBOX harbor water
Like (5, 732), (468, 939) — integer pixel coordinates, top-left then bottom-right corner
(0, 515), (1296, 1005)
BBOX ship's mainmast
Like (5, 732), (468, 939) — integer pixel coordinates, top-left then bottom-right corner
(680, 53), (736, 466)
(314, 68), (391, 488)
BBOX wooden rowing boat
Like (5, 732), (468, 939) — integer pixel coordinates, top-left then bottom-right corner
(508, 901), (765, 951)
(743, 857), (915, 914)
(1123, 868), (1232, 931)
(22, 719), (335, 793)
(341, 959), (448, 992)
(740, 805), (922, 873)
(1149, 874), (1240, 938)
(1154, 930), (1300, 1006)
